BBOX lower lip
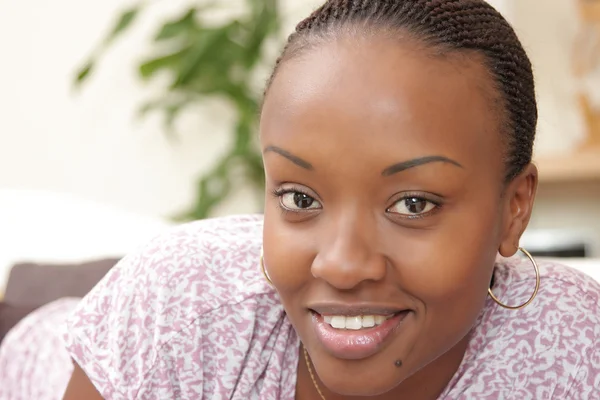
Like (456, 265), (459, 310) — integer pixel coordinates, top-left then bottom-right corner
(311, 311), (409, 360)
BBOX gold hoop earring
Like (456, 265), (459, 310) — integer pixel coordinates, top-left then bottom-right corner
(488, 247), (540, 310)
(260, 248), (273, 286)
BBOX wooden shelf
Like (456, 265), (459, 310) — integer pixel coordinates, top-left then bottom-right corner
(535, 148), (600, 183)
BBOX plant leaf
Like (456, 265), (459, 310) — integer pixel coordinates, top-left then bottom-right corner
(155, 8), (197, 41)
(240, 1), (279, 68)
(139, 51), (186, 79)
(174, 27), (229, 87)
(77, 1), (280, 219)
(74, 61), (94, 85)
(103, 7), (140, 46)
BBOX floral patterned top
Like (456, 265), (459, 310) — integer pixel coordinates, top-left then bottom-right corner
(1, 214), (599, 399)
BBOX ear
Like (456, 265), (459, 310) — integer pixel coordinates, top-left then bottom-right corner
(498, 163), (538, 257)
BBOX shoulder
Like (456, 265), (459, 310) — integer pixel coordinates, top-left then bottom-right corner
(63, 214), (284, 398)
(489, 257), (600, 349)
(494, 257), (600, 315)
(0, 298), (79, 399)
(86, 213), (269, 315)
(449, 258), (600, 398)
(495, 258), (600, 358)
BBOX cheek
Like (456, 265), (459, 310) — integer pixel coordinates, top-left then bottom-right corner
(393, 205), (499, 303)
(262, 207), (316, 294)
(389, 202), (501, 357)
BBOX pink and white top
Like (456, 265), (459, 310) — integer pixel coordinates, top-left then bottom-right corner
(1, 214), (599, 399)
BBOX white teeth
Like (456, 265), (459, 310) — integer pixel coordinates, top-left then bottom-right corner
(323, 315), (392, 330)
(362, 315), (375, 328)
(345, 316), (362, 330)
(330, 316), (346, 329)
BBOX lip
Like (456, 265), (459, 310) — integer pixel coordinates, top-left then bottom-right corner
(310, 308), (411, 360)
(309, 302), (409, 316)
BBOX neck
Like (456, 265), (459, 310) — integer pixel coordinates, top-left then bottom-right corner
(295, 334), (470, 400)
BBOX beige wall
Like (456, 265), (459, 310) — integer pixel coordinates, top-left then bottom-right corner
(0, 0), (505, 219)
(511, 0), (588, 155)
(508, 0), (600, 256)
(0, 0), (322, 219)
(5, 0), (598, 255)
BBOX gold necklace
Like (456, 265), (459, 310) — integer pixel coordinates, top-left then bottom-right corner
(303, 347), (327, 400)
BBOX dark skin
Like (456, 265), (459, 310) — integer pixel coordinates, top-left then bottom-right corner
(62, 35), (537, 400)
(261, 36), (537, 399)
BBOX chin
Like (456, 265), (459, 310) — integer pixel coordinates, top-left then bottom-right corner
(321, 371), (401, 397)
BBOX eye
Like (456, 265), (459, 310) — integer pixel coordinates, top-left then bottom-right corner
(388, 196), (438, 217)
(280, 191), (321, 211)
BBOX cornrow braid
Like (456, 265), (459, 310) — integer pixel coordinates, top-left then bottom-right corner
(264, 0), (537, 182)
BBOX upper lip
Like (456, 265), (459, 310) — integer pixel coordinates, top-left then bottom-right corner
(308, 302), (410, 316)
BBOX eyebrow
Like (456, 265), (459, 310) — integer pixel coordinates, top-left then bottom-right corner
(263, 146), (462, 175)
(382, 156), (463, 176)
(263, 145), (314, 170)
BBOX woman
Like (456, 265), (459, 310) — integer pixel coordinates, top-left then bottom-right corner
(61, 0), (599, 398)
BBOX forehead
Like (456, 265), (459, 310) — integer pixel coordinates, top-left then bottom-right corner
(261, 36), (503, 176)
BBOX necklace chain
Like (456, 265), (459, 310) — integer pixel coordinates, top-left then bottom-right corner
(303, 347), (327, 400)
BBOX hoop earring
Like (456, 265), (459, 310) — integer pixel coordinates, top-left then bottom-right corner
(488, 247), (540, 310)
(260, 248), (273, 286)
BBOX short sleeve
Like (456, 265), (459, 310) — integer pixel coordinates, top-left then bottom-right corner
(566, 335), (600, 399)
(0, 298), (78, 400)
(63, 224), (209, 399)
(62, 215), (265, 399)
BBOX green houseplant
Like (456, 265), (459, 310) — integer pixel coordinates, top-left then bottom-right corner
(75, 0), (281, 220)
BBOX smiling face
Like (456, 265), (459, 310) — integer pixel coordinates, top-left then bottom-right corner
(260, 35), (535, 398)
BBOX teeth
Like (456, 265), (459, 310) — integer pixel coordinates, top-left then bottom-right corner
(362, 315), (375, 328)
(330, 316), (346, 329)
(323, 314), (392, 330)
(345, 316), (362, 330)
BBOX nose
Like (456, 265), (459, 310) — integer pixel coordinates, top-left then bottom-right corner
(311, 214), (387, 290)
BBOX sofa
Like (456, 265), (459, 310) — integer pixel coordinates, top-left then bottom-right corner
(0, 189), (171, 345)
(0, 258), (119, 344)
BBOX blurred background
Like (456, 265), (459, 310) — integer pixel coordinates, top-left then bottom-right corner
(1, 0), (600, 302)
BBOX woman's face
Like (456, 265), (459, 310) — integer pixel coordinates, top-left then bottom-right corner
(261, 36), (534, 397)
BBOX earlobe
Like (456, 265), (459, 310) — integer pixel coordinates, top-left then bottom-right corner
(498, 164), (538, 258)
(498, 224), (521, 257)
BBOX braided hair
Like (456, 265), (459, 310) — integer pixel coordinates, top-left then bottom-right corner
(264, 0), (537, 182)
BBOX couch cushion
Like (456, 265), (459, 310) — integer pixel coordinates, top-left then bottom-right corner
(3, 258), (119, 307)
(0, 302), (39, 345)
